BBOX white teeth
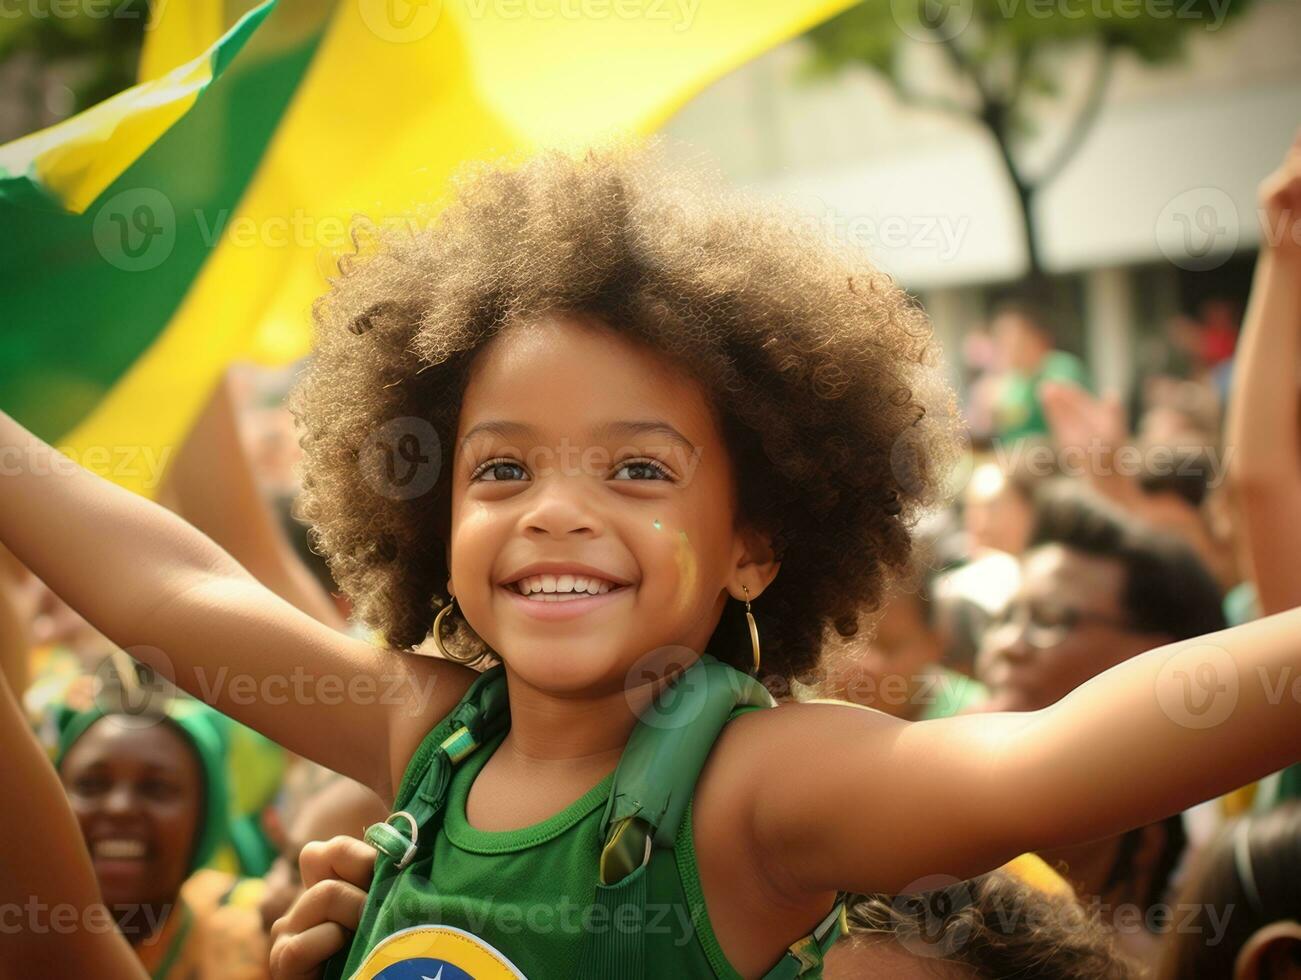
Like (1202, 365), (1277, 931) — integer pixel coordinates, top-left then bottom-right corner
(94, 839), (147, 859)
(512, 573), (617, 597)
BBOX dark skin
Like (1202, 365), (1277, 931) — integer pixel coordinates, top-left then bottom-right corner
(445, 315), (839, 976)
(823, 938), (977, 979)
(58, 716), (204, 943)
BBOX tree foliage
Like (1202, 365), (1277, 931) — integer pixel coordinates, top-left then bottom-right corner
(804, 0), (1254, 275)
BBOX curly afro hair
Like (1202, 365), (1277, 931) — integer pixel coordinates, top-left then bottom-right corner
(289, 139), (963, 684)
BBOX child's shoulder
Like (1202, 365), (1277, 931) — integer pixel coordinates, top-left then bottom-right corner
(701, 700), (853, 798)
(697, 697), (899, 832)
(691, 701), (849, 966)
(383, 656), (481, 804)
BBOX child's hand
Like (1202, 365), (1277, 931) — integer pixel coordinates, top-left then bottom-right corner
(1259, 128), (1301, 262)
(268, 835), (376, 980)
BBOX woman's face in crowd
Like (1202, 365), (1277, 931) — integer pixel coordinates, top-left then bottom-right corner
(449, 313), (775, 696)
(975, 544), (1160, 712)
(60, 717), (203, 910)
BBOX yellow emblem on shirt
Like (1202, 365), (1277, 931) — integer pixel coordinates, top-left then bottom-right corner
(352, 924), (527, 979)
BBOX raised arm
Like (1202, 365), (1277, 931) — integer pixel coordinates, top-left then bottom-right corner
(733, 605), (1301, 897)
(1224, 131), (1301, 615)
(0, 409), (475, 802)
(1039, 380), (1144, 510)
(0, 671), (147, 979)
(0, 543), (31, 695)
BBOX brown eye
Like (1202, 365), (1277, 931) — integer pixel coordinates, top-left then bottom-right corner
(613, 458), (672, 481)
(473, 458), (528, 482)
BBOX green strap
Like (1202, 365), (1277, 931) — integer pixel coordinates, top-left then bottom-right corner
(597, 654), (775, 850)
(580, 654), (825, 980)
(759, 897), (849, 979)
(573, 862), (651, 979)
(150, 904), (194, 980)
(321, 665), (510, 980)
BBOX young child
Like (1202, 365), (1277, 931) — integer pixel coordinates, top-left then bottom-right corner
(2, 139), (1299, 979)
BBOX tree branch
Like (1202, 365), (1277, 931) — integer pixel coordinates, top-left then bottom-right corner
(1008, 45), (1032, 107)
(1033, 42), (1115, 189)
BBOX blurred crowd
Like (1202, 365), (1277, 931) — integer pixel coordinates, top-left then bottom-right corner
(2, 171), (1300, 980)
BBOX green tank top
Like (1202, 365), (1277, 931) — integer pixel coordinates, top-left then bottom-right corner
(347, 709), (823, 979)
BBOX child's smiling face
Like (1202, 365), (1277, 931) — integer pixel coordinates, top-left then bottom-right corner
(449, 313), (777, 694)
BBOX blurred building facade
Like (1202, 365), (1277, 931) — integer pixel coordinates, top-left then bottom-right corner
(663, 0), (1301, 401)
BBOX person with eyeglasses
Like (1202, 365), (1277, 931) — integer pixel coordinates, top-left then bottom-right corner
(974, 480), (1226, 716)
(970, 480), (1227, 970)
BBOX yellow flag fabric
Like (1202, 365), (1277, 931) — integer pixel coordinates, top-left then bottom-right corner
(64, 0), (857, 496)
(137, 0), (229, 83)
(138, 0), (335, 84)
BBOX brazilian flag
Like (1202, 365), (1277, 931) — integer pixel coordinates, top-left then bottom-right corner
(1, 0), (855, 497)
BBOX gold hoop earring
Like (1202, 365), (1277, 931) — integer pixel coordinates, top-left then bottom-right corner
(432, 596), (484, 665)
(742, 586), (761, 676)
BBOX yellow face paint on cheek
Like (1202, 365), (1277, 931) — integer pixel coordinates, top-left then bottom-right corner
(673, 528), (698, 617)
(652, 519), (697, 617)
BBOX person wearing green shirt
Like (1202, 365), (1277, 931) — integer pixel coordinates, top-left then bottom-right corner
(991, 300), (1092, 443)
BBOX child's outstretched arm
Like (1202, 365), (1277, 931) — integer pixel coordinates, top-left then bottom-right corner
(1224, 129), (1301, 615)
(725, 606), (1301, 898)
(0, 410), (475, 802)
(0, 671), (147, 980)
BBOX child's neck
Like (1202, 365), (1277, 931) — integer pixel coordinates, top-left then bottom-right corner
(493, 664), (665, 775)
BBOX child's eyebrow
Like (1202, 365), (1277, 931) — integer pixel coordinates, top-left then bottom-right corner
(460, 419), (697, 454)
